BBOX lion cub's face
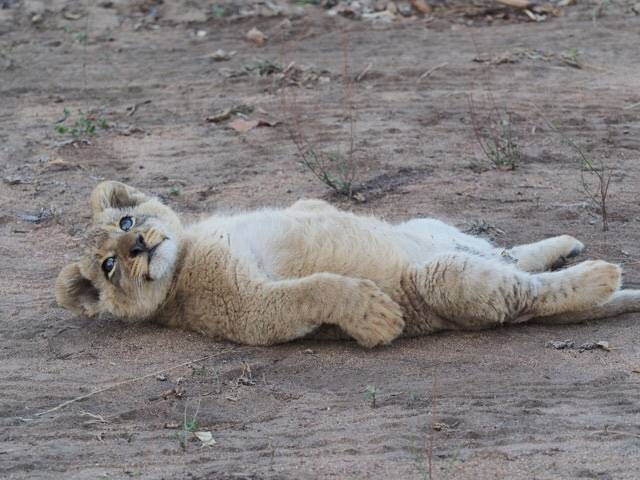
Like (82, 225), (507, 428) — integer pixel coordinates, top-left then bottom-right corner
(56, 181), (183, 320)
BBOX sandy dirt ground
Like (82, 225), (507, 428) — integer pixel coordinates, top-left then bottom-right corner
(2, 1), (640, 478)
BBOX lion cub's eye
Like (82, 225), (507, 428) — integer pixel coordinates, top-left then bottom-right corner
(119, 216), (135, 231)
(102, 256), (116, 277)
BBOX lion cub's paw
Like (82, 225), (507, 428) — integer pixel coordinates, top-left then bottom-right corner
(550, 235), (586, 270)
(568, 260), (621, 307)
(340, 279), (405, 348)
(563, 236), (585, 259)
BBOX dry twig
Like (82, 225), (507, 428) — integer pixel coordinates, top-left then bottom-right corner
(495, 0), (531, 7)
(537, 111), (612, 231)
(355, 62), (372, 82)
(280, 33), (360, 200)
(418, 62), (448, 82)
(36, 349), (235, 416)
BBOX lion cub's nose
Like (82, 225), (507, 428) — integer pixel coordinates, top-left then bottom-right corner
(129, 234), (148, 257)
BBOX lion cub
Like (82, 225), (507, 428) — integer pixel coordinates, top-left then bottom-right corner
(56, 181), (640, 347)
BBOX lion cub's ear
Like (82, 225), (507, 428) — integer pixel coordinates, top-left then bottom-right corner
(55, 263), (100, 317)
(90, 181), (149, 220)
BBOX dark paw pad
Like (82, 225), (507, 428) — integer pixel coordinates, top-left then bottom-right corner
(551, 257), (567, 271)
(567, 245), (584, 258)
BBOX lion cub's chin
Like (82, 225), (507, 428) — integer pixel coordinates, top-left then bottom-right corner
(148, 238), (178, 281)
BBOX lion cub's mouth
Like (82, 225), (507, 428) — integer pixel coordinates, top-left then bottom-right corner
(147, 241), (162, 262)
(144, 239), (165, 281)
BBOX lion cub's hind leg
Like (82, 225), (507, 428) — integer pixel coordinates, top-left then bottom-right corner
(507, 235), (585, 272)
(410, 253), (535, 330)
(532, 260), (621, 316)
(408, 253), (620, 331)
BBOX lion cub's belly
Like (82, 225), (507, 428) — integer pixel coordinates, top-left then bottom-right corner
(189, 210), (414, 286)
(270, 215), (411, 284)
(187, 209), (495, 292)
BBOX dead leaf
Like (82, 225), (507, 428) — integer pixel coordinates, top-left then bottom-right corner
(41, 159), (81, 172)
(257, 119), (279, 128)
(411, 0), (432, 14)
(206, 108), (233, 123)
(118, 125), (146, 136)
(3, 176), (26, 185)
(16, 208), (54, 224)
(362, 10), (395, 22)
(208, 49), (235, 62)
(160, 385), (185, 399)
(229, 118), (279, 132)
(229, 119), (259, 133)
(80, 410), (109, 425)
(433, 422), (451, 432)
(246, 27), (267, 45)
(164, 422), (180, 429)
(126, 99), (151, 117)
(174, 385), (185, 398)
(523, 9), (546, 21)
(578, 341), (611, 351)
(237, 375), (256, 386)
(160, 389), (174, 399)
(495, 0), (531, 8)
(533, 4), (562, 16)
(194, 431), (216, 447)
(205, 104), (254, 123)
(352, 192), (367, 203)
(546, 339), (575, 349)
(63, 11), (83, 20)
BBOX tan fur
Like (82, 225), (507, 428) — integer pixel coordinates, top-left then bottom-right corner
(55, 181), (640, 347)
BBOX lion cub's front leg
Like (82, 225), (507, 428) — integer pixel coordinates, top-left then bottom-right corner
(236, 274), (404, 348)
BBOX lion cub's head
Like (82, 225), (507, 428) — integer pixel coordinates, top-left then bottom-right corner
(56, 181), (183, 320)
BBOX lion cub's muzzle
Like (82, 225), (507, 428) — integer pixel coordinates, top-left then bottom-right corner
(124, 228), (167, 280)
